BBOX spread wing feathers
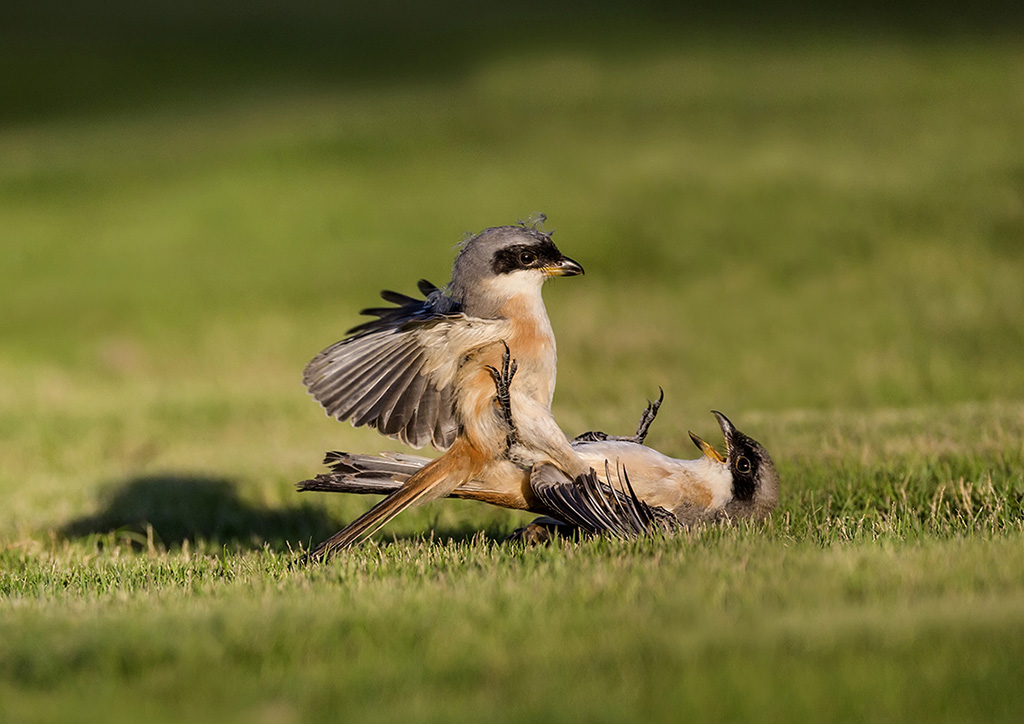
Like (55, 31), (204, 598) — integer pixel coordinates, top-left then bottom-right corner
(303, 279), (505, 450)
(295, 451), (427, 496)
(530, 462), (680, 538)
(347, 279), (461, 336)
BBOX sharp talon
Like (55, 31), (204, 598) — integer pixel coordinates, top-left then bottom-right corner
(489, 340), (520, 456)
(498, 341), (517, 385)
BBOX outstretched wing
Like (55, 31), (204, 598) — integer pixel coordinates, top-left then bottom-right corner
(530, 462), (680, 538)
(303, 280), (506, 450)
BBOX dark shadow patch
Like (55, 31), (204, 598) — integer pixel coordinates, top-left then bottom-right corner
(59, 474), (341, 552)
(5, 1), (1023, 124)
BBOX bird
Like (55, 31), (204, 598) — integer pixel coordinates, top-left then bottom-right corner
(521, 408), (780, 539)
(299, 347), (780, 540)
(301, 222), (586, 560)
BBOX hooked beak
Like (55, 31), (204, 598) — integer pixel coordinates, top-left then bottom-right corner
(711, 410), (737, 454)
(543, 255), (584, 277)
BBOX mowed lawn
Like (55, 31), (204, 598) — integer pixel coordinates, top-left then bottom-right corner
(2, 26), (1024, 724)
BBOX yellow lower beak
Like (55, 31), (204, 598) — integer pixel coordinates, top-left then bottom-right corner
(542, 256), (584, 277)
(689, 432), (725, 463)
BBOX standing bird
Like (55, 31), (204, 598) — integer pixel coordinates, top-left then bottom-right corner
(302, 224), (585, 560)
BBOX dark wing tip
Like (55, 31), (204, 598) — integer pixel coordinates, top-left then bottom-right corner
(417, 279), (441, 296)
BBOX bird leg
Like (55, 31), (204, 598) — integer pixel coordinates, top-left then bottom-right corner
(629, 387), (664, 444)
(486, 340), (520, 457)
(572, 387), (664, 445)
(506, 516), (576, 545)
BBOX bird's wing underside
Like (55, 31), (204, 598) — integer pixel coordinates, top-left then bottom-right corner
(529, 462), (680, 538)
(303, 280), (507, 450)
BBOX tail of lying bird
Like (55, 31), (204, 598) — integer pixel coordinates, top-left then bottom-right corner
(296, 451), (428, 496)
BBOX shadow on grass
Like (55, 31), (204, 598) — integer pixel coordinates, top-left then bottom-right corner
(59, 473), (342, 552)
(59, 473), (515, 553)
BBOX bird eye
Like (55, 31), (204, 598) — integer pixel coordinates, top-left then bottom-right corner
(736, 456), (751, 474)
(518, 251), (537, 266)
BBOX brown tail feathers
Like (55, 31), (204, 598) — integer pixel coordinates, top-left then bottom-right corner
(304, 446), (475, 562)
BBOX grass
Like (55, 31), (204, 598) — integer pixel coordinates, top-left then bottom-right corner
(2, 13), (1024, 723)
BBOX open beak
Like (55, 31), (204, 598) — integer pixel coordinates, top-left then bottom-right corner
(689, 410), (737, 463)
(689, 431), (725, 463)
(543, 256), (584, 277)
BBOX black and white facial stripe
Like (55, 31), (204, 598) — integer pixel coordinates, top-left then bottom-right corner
(490, 238), (566, 275)
(727, 434), (762, 501)
(713, 410), (771, 503)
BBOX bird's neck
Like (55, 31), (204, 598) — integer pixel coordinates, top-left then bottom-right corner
(502, 291), (557, 393)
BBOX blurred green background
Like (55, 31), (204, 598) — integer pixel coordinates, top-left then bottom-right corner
(4, 0), (1024, 603)
(2, 2), (1024, 722)
(5, 1), (1024, 408)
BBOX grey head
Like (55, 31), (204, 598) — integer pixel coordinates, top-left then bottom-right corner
(688, 411), (780, 521)
(448, 225), (583, 316)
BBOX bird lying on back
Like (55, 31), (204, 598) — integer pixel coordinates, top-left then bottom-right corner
(299, 348), (780, 539)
